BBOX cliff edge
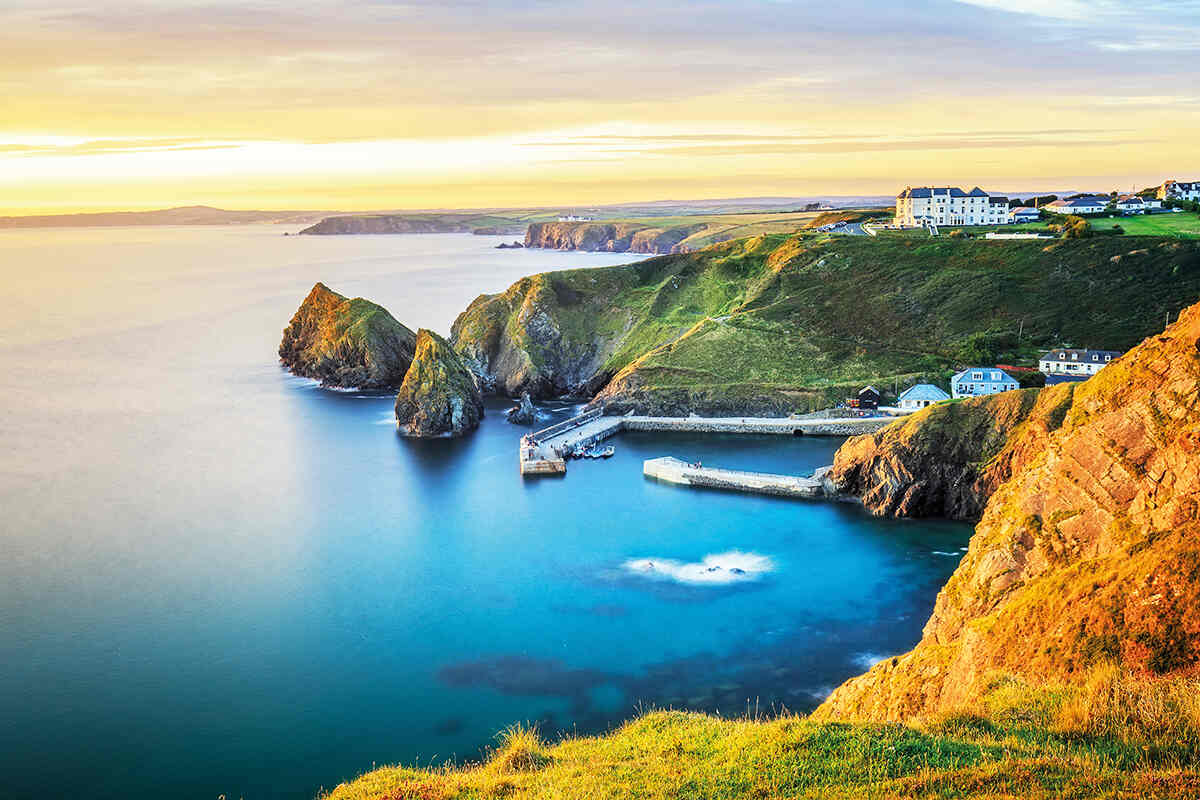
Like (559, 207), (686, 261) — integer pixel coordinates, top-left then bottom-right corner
(830, 385), (1076, 519)
(814, 302), (1200, 723)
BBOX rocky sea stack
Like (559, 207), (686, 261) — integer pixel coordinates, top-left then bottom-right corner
(279, 283), (417, 389)
(505, 392), (537, 425)
(814, 301), (1200, 723)
(394, 329), (484, 437)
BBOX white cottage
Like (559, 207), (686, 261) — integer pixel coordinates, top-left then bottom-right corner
(897, 383), (951, 410)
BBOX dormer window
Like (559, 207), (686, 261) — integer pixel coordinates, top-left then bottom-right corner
(1071, 353), (1079, 361)
(971, 372), (983, 380)
(1105, 355), (1112, 362)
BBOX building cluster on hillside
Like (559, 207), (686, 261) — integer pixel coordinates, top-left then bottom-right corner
(881, 347), (1124, 414)
(894, 178), (1192, 228)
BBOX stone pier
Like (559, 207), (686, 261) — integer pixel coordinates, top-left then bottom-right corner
(643, 457), (835, 499)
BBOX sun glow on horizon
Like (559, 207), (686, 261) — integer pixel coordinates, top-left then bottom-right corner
(3, 0), (1198, 214)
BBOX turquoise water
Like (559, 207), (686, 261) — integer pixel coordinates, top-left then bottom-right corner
(0, 227), (970, 800)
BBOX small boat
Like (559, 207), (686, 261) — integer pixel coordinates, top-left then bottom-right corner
(571, 446), (586, 459)
(589, 445), (615, 459)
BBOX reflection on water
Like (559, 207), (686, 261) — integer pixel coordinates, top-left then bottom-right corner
(0, 228), (970, 800)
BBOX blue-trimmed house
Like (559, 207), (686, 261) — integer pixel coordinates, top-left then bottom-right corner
(897, 383), (951, 410)
(951, 368), (1019, 399)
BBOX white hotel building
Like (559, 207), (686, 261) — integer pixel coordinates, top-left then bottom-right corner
(894, 187), (1011, 227)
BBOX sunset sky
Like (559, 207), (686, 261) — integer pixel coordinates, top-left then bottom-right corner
(3, 0), (1199, 213)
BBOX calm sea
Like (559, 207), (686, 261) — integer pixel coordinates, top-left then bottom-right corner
(0, 227), (970, 800)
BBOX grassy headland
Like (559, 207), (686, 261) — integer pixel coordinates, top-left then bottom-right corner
(452, 231), (1200, 411)
(325, 666), (1200, 800)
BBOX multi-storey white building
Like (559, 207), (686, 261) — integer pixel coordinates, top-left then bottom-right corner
(1039, 348), (1122, 385)
(894, 187), (1011, 227)
(1158, 180), (1200, 202)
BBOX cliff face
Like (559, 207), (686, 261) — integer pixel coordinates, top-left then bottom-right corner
(298, 214), (522, 235)
(279, 283), (417, 389)
(524, 221), (706, 254)
(450, 267), (647, 399)
(394, 330), (484, 437)
(814, 302), (1200, 723)
(831, 385), (1076, 519)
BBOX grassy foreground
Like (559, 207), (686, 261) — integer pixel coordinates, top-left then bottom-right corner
(325, 667), (1200, 799)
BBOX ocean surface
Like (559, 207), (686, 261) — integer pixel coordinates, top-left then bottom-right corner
(0, 227), (971, 800)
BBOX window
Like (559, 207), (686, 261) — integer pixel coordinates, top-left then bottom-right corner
(1105, 355), (1112, 362)
(971, 372), (983, 380)
(1092, 354), (1099, 361)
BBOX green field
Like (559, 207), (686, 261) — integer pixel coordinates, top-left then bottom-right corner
(951, 212), (1200, 239)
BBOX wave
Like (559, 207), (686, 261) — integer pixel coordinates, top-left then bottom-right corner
(621, 550), (774, 586)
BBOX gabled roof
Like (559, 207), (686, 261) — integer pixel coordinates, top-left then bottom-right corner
(898, 383), (951, 402)
(898, 186), (979, 199)
(1040, 348), (1123, 362)
(952, 367), (1018, 383)
(858, 385), (880, 396)
(1010, 206), (1040, 214)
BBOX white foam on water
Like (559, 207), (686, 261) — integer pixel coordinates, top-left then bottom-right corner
(622, 550), (774, 585)
(932, 551), (961, 556)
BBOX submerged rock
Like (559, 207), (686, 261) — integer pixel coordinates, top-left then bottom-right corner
(506, 392), (537, 425)
(394, 329), (484, 437)
(278, 282), (416, 389)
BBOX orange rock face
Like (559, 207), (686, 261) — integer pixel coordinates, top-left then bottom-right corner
(815, 303), (1200, 723)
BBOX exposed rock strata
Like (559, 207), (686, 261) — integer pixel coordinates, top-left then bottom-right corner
(524, 221), (706, 254)
(279, 283), (416, 389)
(299, 215), (521, 235)
(814, 304), (1200, 723)
(394, 330), (484, 437)
(830, 385), (1076, 519)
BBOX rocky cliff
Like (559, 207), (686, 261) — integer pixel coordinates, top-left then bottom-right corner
(814, 302), (1200, 723)
(279, 283), (417, 389)
(394, 330), (484, 437)
(299, 214), (522, 235)
(830, 385), (1076, 519)
(524, 221), (707, 254)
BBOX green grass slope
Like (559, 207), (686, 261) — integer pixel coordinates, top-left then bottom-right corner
(324, 667), (1200, 800)
(451, 232), (1200, 409)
